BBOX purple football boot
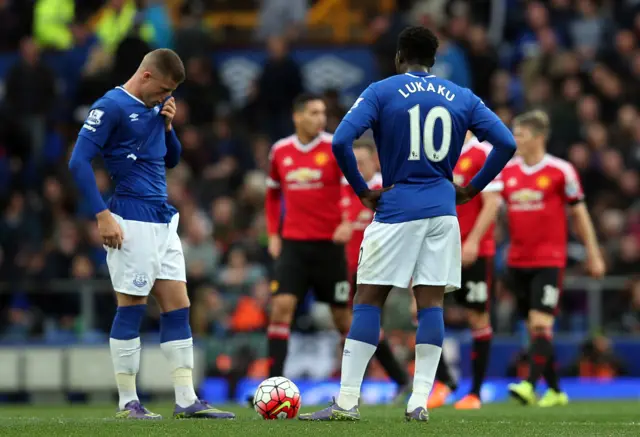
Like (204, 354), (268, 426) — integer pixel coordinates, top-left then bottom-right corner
(404, 406), (429, 422)
(173, 399), (236, 419)
(298, 397), (360, 421)
(115, 401), (162, 419)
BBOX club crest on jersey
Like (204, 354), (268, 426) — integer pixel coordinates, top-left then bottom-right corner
(132, 273), (149, 288)
(536, 175), (551, 189)
(314, 152), (330, 166)
(458, 157), (472, 171)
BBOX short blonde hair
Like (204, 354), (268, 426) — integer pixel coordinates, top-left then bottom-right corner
(513, 110), (550, 138)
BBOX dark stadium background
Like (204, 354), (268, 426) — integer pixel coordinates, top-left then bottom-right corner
(0, 0), (639, 404)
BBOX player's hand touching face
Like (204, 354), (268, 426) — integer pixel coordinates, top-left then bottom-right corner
(161, 97), (177, 131)
(96, 210), (124, 250)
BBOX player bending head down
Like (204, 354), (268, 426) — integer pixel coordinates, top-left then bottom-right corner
(301, 25), (516, 422)
(503, 110), (604, 407)
(68, 49), (235, 420)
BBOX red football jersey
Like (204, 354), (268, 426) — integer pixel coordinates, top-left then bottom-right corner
(265, 133), (344, 241)
(500, 155), (584, 268)
(453, 139), (503, 257)
(343, 173), (383, 276)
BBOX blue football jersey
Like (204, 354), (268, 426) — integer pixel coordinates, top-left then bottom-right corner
(78, 87), (175, 223)
(340, 72), (506, 224)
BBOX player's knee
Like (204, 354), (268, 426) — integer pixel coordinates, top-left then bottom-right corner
(269, 294), (297, 324)
(413, 285), (445, 310)
(116, 292), (147, 307)
(152, 279), (190, 312)
(467, 309), (490, 331)
(528, 310), (554, 334)
(352, 284), (390, 307)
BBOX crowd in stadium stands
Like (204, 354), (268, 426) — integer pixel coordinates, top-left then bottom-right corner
(0, 0), (639, 376)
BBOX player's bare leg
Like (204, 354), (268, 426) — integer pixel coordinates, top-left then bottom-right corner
(267, 293), (298, 377)
(110, 292), (161, 419)
(153, 280), (234, 419)
(403, 284), (445, 421)
(455, 309), (492, 409)
(299, 284), (392, 421)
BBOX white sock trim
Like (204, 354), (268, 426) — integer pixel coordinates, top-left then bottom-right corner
(407, 343), (442, 412)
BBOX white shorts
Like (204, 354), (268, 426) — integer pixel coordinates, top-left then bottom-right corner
(106, 213), (186, 296)
(357, 216), (461, 292)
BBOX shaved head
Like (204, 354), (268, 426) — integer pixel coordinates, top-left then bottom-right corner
(140, 49), (186, 84)
(131, 49), (185, 107)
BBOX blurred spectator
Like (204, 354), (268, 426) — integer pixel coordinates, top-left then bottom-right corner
(181, 56), (230, 126)
(95, 0), (154, 54)
(0, 0), (28, 51)
(182, 213), (220, 287)
(256, 36), (303, 141)
(33, 0), (76, 50)
(256, 0), (309, 41)
(4, 37), (56, 165)
(561, 335), (627, 379)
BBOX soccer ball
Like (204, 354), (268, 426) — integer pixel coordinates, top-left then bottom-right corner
(253, 376), (301, 419)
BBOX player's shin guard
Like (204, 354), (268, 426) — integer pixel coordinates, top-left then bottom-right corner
(470, 326), (492, 396)
(160, 307), (198, 408)
(408, 307), (444, 412)
(338, 304), (380, 410)
(267, 323), (290, 377)
(110, 304), (146, 410)
(526, 329), (553, 388)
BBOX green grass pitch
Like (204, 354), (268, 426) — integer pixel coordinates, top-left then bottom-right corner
(0, 401), (638, 436)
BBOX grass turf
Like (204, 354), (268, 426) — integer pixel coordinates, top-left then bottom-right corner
(0, 401), (638, 436)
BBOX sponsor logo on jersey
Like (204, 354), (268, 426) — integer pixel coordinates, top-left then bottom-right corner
(283, 156), (293, 166)
(129, 113), (139, 122)
(510, 189), (543, 203)
(285, 168), (323, 183)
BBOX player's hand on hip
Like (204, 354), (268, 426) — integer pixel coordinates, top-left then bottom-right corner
(359, 185), (394, 211)
(332, 221), (353, 244)
(161, 97), (176, 131)
(586, 254), (606, 279)
(455, 184), (480, 205)
(96, 210), (124, 250)
(268, 234), (282, 259)
(461, 239), (480, 267)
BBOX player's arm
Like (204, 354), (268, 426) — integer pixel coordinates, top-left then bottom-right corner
(332, 86), (380, 196)
(461, 95), (516, 203)
(164, 128), (182, 168)
(265, 147), (282, 258)
(68, 100), (118, 217)
(68, 100), (124, 249)
(565, 170), (605, 278)
(465, 190), (502, 250)
(332, 177), (354, 244)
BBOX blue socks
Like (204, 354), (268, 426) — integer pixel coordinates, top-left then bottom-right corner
(346, 304), (381, 346)
(160, 307), (192, 342)
(416, 307), (444, 346)
(110, 305), (146, 340)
